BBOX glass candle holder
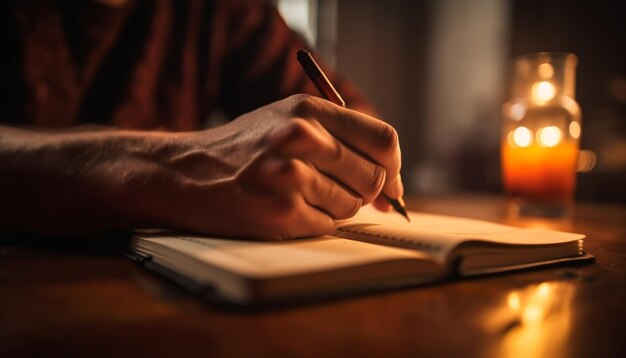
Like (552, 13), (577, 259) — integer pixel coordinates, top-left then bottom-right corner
(501, 52), (581, 216)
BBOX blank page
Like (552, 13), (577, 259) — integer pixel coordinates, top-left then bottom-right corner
(135, 234), (431, 279)
(336, 206), (584, 255)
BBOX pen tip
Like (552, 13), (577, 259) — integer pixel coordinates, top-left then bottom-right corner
(398, 206), (411, 222)
(387, 196), (410, 222)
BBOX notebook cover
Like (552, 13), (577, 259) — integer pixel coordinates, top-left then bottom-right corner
(125, 249), (595, 307)
(458, 252), (595, 276)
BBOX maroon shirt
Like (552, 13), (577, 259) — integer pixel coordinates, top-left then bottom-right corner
(0, 0), (368, 130)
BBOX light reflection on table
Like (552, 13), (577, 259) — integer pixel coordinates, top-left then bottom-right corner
(483, 281), (576, 358)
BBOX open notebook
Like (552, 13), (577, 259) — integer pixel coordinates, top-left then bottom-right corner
(128, 206), (593, 305)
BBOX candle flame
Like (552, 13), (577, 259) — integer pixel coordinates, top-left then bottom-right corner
(537, 126), (562, 147)
(532, 81), (556, 102)
(509, 127), (533, 148)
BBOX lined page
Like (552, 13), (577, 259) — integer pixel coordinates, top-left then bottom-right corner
(335, 206), (584, 258)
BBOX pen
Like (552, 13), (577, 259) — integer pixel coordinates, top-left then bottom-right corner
(296, 49), (410, 222)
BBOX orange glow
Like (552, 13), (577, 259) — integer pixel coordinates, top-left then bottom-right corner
(537, 63), (554, 79)
(507, 292), (521, 311)
(510, 103), (526, 121)
(576, 150), (596, 173)
(483, 282), (575, 358)
(569, 121), (581, 139)
(531, 81), (556, 102)
(502, 140), (578, 203)
(537, 126), (562, 147)
(508, 127), (533, 148)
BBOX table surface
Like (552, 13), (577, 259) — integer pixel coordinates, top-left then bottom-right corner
(1, 195), (625, 358)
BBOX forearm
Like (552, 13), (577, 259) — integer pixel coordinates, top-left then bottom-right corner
(0, 125), (177, 233)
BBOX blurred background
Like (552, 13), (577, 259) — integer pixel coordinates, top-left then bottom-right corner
(273, 0), (625, 204)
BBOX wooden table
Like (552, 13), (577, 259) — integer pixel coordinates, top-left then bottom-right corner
(1, 195), (625, 357)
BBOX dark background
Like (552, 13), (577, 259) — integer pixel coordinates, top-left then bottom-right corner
(511, 0), (625, 203)
(321, 0), (625, 204)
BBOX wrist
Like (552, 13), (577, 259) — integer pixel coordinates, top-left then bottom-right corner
(96, 129), (191, 229)
(104, 129), (229, 231)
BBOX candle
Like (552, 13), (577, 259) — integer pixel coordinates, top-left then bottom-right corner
(501, 53), (581, 216)
(502, 133), (578, 203)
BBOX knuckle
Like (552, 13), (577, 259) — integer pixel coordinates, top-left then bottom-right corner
(287, 93), (310, 103)
(277, 159), (306, 188)
(330, 138), (344, 163)
(269, 118), (315, 150)
(285, 118), (313, 142)
(290, 94), (319, 117)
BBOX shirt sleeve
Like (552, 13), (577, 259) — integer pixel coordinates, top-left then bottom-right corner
(216, 0), (373, 118)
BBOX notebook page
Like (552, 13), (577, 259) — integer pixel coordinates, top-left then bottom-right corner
(135, 234), (432, 279)
(335, 206), (584, 258)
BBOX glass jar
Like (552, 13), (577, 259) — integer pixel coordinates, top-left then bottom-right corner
(501, 52), (581, 216)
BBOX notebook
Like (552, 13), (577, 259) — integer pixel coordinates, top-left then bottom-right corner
(128, 206), (593, 305)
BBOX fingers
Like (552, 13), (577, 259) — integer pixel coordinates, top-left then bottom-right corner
(290, 203), (337, 238)
(250, 157), (362, 220)
(266, 118), (385, 204)
(263, 193), (337, 240)
(372, 195), (392, 212)
(285, 95), (404, 199)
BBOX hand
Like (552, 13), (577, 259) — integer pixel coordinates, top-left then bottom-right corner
(0, 95), (403, 239)
(144, 95), (403, 239)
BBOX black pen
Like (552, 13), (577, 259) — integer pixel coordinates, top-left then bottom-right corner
(297, 49), (410, 222)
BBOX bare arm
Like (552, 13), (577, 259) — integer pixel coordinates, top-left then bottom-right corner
(0, 125), (167, 233)
(0, 95), (403, 239)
